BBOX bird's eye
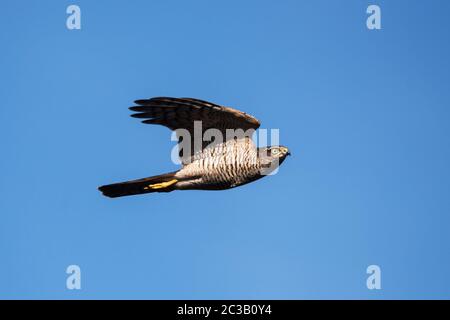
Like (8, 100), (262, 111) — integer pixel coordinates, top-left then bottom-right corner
(271, 149), (279, 155)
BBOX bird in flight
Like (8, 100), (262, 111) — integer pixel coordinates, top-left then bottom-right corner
(99, 97), (290, 198)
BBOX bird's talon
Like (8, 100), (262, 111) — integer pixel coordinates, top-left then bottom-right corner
(147, 179), (178, 190)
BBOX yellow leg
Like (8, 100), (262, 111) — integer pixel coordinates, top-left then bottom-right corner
(144, 179), (178, 190)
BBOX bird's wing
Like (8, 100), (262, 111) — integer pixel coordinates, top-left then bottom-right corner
(129, 97), (261, 163)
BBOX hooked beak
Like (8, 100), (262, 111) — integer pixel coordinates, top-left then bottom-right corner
(280, 147), (291, 156)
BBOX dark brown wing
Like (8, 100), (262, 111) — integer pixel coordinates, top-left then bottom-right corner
(130, 97), (260, 131)
(129, 97), (261, 162)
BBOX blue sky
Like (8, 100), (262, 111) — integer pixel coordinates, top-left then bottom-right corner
(1, 0), (450, 299)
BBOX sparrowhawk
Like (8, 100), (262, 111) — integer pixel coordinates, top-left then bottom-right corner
(99, 97), (290, 197)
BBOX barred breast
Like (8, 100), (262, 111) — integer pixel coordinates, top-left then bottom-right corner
(175, 137), (260, 190)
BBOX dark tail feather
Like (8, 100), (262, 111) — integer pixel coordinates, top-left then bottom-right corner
(98, 171), (178, 198)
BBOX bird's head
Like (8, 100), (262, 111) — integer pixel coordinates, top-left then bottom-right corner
(258, 146), (291, 174)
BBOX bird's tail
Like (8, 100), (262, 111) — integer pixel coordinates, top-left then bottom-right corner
(98, 171), (179, 198)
